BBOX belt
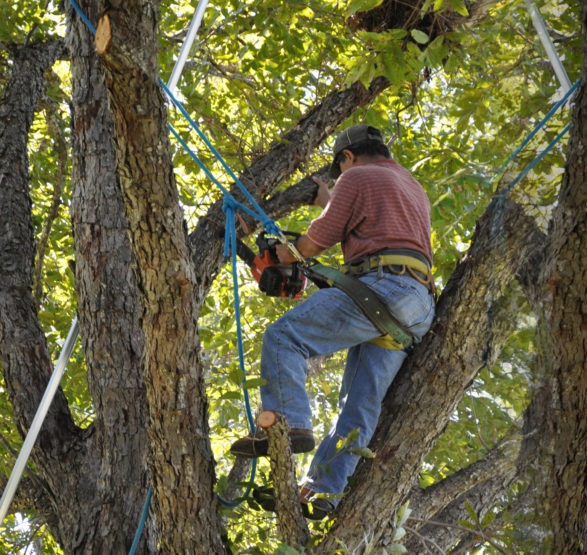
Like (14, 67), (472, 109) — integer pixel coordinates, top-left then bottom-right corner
(343, 252), (436, 295)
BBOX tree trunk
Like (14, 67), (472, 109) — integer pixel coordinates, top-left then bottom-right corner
(91, 2), (224, 552)
(537, 10), (587, 550)
(0, 39), (99, 552)
(68, 0), (156, 550)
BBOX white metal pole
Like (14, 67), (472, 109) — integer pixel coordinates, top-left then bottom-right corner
(167, 0), (210, 94)
(526, 0), (572, 93)
(0, 317), (80, 525)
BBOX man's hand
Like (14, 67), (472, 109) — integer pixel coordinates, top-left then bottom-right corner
(312, 176), (331, 208)
(275, 243), (297, 265)
(276, 235), (324, 264)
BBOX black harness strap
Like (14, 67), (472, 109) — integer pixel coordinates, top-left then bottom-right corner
(302, 260), (414, 351)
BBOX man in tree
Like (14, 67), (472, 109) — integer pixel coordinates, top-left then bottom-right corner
(231, 124), (436, 517)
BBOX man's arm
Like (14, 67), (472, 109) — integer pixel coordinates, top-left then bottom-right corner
(312, 176), (331, 209)
(276, 235), (324, 264)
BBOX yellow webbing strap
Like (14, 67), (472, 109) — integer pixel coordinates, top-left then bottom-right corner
(369, 334), (403, 351)
(343, 253), (435, 297)
(343, 254), (430, 276)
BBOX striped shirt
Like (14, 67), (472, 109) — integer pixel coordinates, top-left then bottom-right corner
(306, 159), (432, 264)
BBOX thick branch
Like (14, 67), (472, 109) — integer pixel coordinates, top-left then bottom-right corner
(318, 197), (541, 552)
(0, 40), (80, 544)
(533, 35), (587, 552)
(96, 4), (224, 552)
(260, 411), (310, 548)
(493, 194), (548, 307)
(68, 0), (157, 550)
(408, 436), (520, 527)
(350, 0), (496, 33)
(405, 473), (513, 554)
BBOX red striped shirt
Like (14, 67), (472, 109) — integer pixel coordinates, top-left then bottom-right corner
(306, 159), (432, 264)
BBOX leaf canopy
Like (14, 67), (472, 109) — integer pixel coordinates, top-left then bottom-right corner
(0, 0), (582, 551)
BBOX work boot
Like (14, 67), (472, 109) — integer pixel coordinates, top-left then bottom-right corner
(230, 428), (315, 458)
(253, 485), (335, 520)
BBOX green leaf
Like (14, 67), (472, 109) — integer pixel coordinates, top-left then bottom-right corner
(395, 502), (412, 527)
(464, 500), (478, 522)
(228, 369), (245, 385)
(411, 29), (430, 44)
(481, 510), (497, 528)
(243, 377), (268, 389)
(346, 0), (385, 16)
(448, 0), (469, 16)
(219, 391), (242, 401)
(459, 519), (478, 531)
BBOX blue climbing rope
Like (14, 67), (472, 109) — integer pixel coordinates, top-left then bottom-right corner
(161, 81), (282, 238)
(69, 0), (96, 34)
(494, 80), (579, 188)
(216, 199), (259, 507)
(128, 486), (153, 555)
(500, 121), (571, 197)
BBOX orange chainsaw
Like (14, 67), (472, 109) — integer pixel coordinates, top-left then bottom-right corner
(236, 231), (307, 299)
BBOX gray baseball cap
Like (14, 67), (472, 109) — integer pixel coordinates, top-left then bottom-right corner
(330, 124), (385, 178)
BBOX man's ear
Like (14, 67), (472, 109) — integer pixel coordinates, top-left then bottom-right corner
(343, 149), (356, 163)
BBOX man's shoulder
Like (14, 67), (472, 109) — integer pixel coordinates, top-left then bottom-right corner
(343, 159), (417, 184)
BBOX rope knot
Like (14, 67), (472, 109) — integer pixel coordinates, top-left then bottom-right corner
(222, 195), (239, 215)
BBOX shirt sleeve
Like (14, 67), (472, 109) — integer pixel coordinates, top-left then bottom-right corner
(306, 175), (361, 249)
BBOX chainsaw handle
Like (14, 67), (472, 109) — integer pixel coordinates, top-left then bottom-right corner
(257, 230), (307, 265)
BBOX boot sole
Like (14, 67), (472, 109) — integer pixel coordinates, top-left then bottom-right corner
(253, 487), (333, 520)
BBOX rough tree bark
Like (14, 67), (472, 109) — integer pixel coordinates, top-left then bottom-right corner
(68, 0), (156, 550)
(536, 7), (587, 550)
(90, 1), (224, 552)
(0, 0), (582, 552)
(404, 435), (520, 551)
(259, 410), (310, 548)
(0, 39), (98, 552)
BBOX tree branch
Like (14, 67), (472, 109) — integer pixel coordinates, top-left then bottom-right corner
(318, 196), (543, 551)
(0, 36), (77, 548)
(409, 435), (520, 525)
(260, 411), (310, 548)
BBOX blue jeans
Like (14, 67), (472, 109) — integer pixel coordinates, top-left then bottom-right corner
(260, 271), (435, 500)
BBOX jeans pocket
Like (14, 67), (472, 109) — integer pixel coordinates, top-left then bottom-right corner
(369, 275), (434, 334)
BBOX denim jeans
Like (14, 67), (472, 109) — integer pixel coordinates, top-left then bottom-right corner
(260, 270), (435, 499)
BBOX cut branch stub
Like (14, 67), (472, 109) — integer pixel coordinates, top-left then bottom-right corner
(257, 411), (310, 548)
(95, 14), (112, 55)
(257, 410), (278, 429)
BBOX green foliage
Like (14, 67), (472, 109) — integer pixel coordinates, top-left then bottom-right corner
(0, 0), (583, 551)
(0, 1), (61, 44)
(346, 0), (385, 17)
(0, 515), (64, 555)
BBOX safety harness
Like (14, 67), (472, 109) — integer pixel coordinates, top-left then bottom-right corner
(302, 249), (435, 352)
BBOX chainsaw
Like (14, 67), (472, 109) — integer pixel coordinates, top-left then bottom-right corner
(236, 231), (307, 299)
